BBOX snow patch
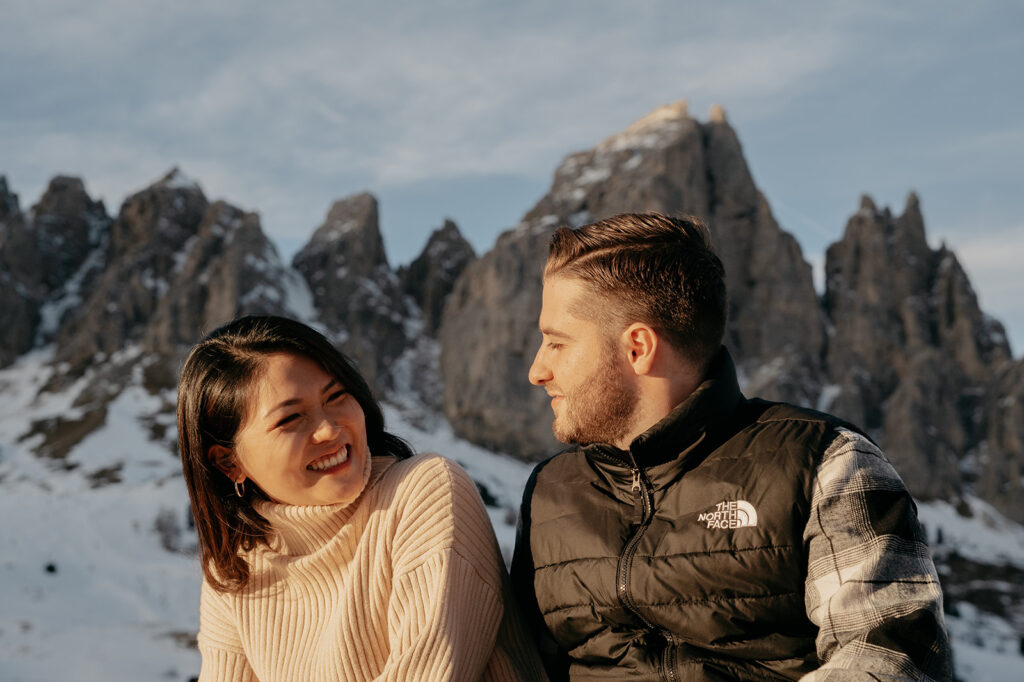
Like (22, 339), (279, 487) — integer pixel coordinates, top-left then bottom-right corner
(161, 169), (201, 191)
(918, 496), (1024, 567)
(575, 166), (611, 186)
(816, 384), (841, 412)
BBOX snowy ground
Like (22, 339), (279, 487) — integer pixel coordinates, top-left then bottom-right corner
(1, 349), (1022, 681)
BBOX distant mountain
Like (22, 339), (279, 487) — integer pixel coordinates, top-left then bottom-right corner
(1, 101), (1022, 679)
(440, 100), (1023, 528)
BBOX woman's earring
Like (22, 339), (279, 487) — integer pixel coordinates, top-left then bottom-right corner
(234, 479), (246, 498)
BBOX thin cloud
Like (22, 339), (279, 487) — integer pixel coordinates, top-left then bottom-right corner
(1, 0), (1020, 352)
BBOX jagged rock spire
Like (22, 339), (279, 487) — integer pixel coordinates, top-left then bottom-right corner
(292, 192), (406, 394)
(824, 193), (1012, 505)
(400, 218), (476, 336)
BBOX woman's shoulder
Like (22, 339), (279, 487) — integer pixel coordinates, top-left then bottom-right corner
(381, 451), (471, 488)
(373, 452), (481, 509)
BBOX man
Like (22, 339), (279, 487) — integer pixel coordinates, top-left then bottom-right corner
(511, 213), (951, 681)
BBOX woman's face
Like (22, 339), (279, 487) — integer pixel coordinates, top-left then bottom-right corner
(220, 352), (371, 506)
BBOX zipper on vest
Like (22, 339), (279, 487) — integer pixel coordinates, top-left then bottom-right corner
(660, 633), (678, 682)
(619, 465), (679, 682)
(617, 466), (653, 617)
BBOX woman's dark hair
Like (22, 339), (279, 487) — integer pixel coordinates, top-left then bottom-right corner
(176, 315), (413, 592)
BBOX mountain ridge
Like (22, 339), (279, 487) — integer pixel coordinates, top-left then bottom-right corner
(1, 102), (1022, 679)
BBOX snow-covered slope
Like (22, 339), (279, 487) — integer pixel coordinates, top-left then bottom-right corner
(0, 348), (535, 682)
(2, 345), (1023, 681)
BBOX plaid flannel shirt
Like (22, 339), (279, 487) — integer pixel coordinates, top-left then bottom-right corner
(802, 427), (952, 681)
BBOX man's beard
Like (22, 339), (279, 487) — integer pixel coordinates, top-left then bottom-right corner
(553, 353), (638, 446)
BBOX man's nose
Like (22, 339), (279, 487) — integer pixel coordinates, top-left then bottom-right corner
(528, 347), (550, 386)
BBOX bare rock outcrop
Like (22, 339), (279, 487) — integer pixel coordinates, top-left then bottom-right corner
(50, 169), (208, 380)
(292, 192), (407, 394)
(399, 219), (475, 336)
(0, 176), (39, 366)
(31, 176), (109, 292)
(980, 359), (1024, 522)
(823, 193), (1012, 503)
(141, 201), (314, 388)
(440, 102), (824, 459)
(0, 176), (111, 367)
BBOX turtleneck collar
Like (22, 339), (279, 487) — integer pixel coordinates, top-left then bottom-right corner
(583, 347), (742, 470)
(254, 455), (396, 556)
(628, 346), (742, 467)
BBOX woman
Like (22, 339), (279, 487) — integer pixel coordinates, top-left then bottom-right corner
(177, 315), (544, 681)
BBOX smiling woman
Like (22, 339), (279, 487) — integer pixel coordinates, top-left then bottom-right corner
(176, 315), (545, 682)
(209, 352), (373, 508)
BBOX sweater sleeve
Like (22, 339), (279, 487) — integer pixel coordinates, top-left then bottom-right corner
(802, 428), (952, 681)
(197, 577), (257, 682)
(379, 455), (542, 682)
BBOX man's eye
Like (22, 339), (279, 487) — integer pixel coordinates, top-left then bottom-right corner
(547, 342), (563, 350)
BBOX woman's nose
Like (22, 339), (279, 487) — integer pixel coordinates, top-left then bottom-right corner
(311, 415), (341, 442)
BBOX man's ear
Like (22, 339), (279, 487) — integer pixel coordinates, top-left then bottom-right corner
(622, 323), (659, 376)
(208, 444), (240, 480)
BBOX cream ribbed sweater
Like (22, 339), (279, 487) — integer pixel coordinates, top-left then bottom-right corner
(197, 453), (545, 681)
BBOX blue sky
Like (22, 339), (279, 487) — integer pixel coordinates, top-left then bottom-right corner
(2, 1), (1021, 353)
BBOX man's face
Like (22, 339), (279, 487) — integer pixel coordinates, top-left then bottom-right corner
(528, 276), (639, 446)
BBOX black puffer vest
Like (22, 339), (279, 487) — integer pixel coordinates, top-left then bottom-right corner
(514, 349), (853, 681)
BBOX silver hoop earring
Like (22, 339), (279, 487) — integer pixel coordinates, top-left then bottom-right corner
(234, 479), (245, 497)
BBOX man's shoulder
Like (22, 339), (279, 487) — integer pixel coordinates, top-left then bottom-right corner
(528, 445), (584, 479)
(743, 398), (870, 442)
(523, 445), (604, 501)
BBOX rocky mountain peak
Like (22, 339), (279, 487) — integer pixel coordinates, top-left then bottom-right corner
(155, 167), (202, 192)
(595, 99), (698, 157)
(110, 169), (208, 262)
(0, 176), (113, 369)
(858, 194), (877, 213)
(441, 103), (824, 458)
(0, 175), (19, 220)
(400, 218), (476, 336)
(292, 191), (406, 394)
(621, 99), (690, 132)
(30, 176), (109, 293)
(140, 200), (314, 388)
(318, 192), (381, 244)
(824, 194), (1013, 508)
(295, 192), (388, 281)
(0, 176), (36, 368)
(47, 172), (209, 380)
(708, 103), (727, 124)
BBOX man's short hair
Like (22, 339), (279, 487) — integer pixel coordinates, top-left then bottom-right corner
(545, 212), (727, 372)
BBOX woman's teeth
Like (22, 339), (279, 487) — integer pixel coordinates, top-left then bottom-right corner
(307, 445), (349, 471)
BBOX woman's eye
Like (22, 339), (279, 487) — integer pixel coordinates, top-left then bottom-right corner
(276, 413), (300, 428)
(547, 342), (563, 350)
(326, 389), (346, 403)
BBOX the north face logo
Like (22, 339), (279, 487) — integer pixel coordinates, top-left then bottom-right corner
(697, 500), (758, 529)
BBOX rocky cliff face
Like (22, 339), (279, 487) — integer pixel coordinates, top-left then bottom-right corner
(981, 359), (1024, 522)
(0, 176), (110, 367)
(2, 104), (1022, 675)
(440, 101), (825, 459)
(824, 194), (1016, 515)
(140, 200), (315, 388)
(292, 192), (408, 393)
(399, 219), (475, 336)
(0, 102), (1020, 524)
(0, 177), (39, 366)
(48, 169), (209, 383)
